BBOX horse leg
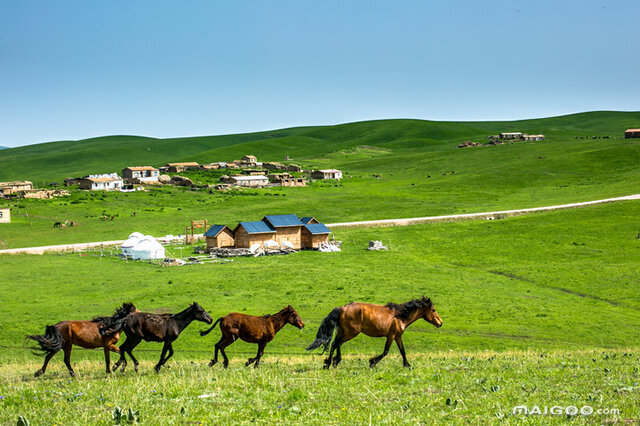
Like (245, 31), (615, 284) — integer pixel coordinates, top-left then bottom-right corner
(218, 336), (234, 368)
(34, 351), (57, 377)
(252, 341), (267, 368)
(62, 343), (75, 377)
(112, 339), (130, 372)
(155, 342), (174, 372)
(370, 336), (393, 368)
(395, 335), (410, 368)
(126, 338), (142, 372)
(210, 335), (226, 367)
(104, 348), (111, 374)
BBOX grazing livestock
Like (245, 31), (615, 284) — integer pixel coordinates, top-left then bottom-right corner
(110, 303), (212, 373)
(200, 305), (304, 368)
(27, 303), (138, 377)
(307, 297), (442, 369)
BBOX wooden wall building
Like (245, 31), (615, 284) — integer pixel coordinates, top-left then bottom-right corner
(263, 215), (303, 249)
(301, 223), (331, 248)
(233, 221), (276, 248)
(204, 225), (235, 249)
(0, 208), (10, 224)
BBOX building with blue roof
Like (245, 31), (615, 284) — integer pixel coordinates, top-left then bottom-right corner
(302, 223), (332, 248)
(233, 221), (277, 248)
(204, 225), (235, 249)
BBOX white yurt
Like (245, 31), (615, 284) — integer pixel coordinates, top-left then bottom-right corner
(121, 232), (144, 257)
(129, 235), (166, 260)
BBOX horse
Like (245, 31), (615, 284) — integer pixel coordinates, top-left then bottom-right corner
(27, 303), (138, 377)
(306, 296), (442, 369)
(200, 305), (304, 368)
(109, 302), (212, 373)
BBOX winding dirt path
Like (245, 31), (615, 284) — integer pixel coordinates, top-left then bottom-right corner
(1, 194), (638, 255)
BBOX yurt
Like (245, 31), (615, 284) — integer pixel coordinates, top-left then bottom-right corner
(129, 235), (166, 260)
(121, 232), (144, 257)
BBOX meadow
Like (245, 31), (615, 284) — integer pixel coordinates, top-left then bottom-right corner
(1, 112), (640, 250)
(1, 201), (639, 423)
(1, 111), (639, 423)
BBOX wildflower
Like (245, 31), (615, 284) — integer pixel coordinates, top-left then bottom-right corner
(0, 396), (5, 400)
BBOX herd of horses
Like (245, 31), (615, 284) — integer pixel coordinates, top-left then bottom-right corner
(27, 297), (442, 377)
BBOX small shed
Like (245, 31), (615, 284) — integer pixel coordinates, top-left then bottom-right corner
(301, 223), (331, 248)
(234, 221), (276, 248)
(263, 214), (304, 249)
(311, 169), (343, 180)
(625, 129), (640, 139)
(0, 207), (10, 224)
(523, 134), (545, 141)
(242, 155), (257, 164)
(204, 225), (235, 249)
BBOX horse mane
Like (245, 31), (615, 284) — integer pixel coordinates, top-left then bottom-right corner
(385, 297), (432, 320)
(94, 302), (137, 336)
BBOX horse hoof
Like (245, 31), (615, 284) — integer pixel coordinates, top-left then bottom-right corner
(34, 371), (42, 378)
(403, 363), (411, 368)
(208, 360), (216, 367)
(223, 364), (229, 369)
(323, 364), (330, 370)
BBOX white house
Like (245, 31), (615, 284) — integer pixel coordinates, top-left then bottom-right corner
(122, 166), (160, 183)
(523, 134), (545, 141)
(229, 175), (269, 187)
(0, 208), (10, 224)
(78, 173), (123, 191)
(312, 169), (343, 180)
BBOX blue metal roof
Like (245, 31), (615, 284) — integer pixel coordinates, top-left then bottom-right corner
(263, 214), (303, 227)
(204, 225), (227, 237)
(299, 216), (315, 224)
(238, 221), (276, 234)
(304, 223), (331, 234)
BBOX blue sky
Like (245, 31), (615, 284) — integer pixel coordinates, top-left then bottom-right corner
(1, 0), (638, 147)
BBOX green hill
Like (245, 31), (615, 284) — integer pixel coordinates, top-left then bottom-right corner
(0, 110), (638, 183)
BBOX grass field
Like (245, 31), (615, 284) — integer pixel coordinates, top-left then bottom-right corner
(1, 201), (639, 423)
(1, 111), (640, 250)
(1, 111), (639, 423)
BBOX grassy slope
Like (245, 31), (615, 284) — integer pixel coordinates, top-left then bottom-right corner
(1, 202), (639, 422)
(1, 111), (639, 249)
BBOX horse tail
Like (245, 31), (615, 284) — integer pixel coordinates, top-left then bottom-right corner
(306, 306), (343, 353)
(200, 317), (222, 337)
(27, 325), (64, 355)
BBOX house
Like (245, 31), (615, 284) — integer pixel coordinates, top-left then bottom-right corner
(280, 177), (306, 187)
(262, 214), (304, 249)
(233, 221), (276, 248)
(523, 134), (545, 141)
(163, 162), (200, 173)
(625, 129), (640, 139)
(0, 181), (34, 197)
(229, 175), (269, 187)
(299, 216), (319, 225)
(0, 207), (10, 223)
(122, 166), (160, 183)
(311, 169), (343, 180)
(242, 169), (269, 176)
(78, 173), (123, 191)
(499, 132), (523, 139)
(301, 223), (331, 248)
(242, 155), (257, 164)
(204, 225), (235, 249)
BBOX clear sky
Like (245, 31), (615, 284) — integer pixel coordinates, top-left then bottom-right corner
(1, 0), (638, 147)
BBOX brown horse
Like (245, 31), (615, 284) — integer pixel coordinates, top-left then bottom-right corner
(306, 296), (442, 368)
(110, 302), (212, 373)
(27, 303), (138, 377)
(200, 305), (304, 368)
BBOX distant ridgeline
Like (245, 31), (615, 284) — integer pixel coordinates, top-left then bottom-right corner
(0, 146), (8, 150)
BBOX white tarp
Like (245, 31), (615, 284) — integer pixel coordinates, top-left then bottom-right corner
(281, 241), (294, 249)
(122, 233), (165, 260)
(263, 240), (279, 248)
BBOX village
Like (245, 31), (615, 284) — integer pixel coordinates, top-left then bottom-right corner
(0, 154), (343, 203)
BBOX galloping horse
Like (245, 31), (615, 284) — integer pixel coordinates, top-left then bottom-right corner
(200, 305), (304, 368)
(110, 302), (212, 373)
(27, 303), (138, 377)
(307, 296), (442, 368)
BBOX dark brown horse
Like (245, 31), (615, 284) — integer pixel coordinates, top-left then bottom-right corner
(110, 302), (212, 373)
(200, 305), (304, 368)
(27, 303), (138, 377)
(307, 296), (442, 368)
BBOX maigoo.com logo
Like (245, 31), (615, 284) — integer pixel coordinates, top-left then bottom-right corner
(512, 405), (619, 416)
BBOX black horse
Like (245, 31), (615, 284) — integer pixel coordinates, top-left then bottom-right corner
(108, 302), (212, 373)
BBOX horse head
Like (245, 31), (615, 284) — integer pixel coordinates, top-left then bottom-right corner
(285, 305), (305, 329)
(421, 297), (442, 328)
(192, 302), (213, 324)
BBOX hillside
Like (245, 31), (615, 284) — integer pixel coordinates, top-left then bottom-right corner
(0, 111), (639, 183)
